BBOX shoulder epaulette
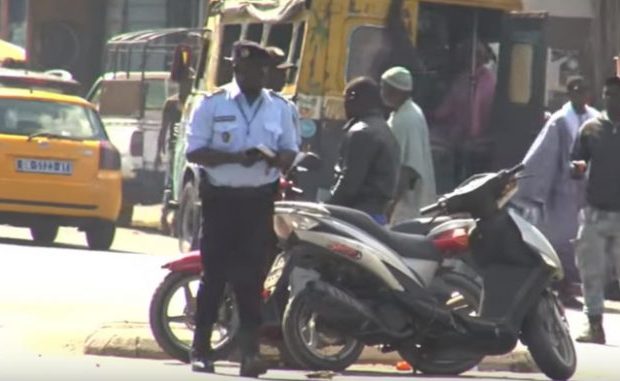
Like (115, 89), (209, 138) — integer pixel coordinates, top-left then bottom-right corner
(208, 87), (226, 97)
(267, 89), (291, 103)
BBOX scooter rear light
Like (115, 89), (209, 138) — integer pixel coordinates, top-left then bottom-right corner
(432, 228), (469, 253)
(328, 243), (362, 260)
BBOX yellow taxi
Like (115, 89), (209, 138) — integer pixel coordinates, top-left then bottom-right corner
(0, 88), (122, 250)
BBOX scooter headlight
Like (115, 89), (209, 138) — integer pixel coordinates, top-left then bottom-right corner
(273, 214), (319, 240)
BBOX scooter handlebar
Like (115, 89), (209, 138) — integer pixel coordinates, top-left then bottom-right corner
(420, 200), (444, 216)
(506, 163), (525, 177)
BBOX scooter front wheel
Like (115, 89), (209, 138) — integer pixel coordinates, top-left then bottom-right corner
(149, 272), (238, 362)
(522, 292), (577, 380)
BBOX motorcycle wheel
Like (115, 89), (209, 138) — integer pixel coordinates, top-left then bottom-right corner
(282, 289), (365, 371)
(149, 272), (238, 363)
(522, 292), (576, 380)
(398, 271), (484, 375)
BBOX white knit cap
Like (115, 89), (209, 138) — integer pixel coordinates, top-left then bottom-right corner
(381, 66), (413, 92)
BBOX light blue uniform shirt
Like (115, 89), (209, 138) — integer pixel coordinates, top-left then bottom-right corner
(185, 80), (298, 187)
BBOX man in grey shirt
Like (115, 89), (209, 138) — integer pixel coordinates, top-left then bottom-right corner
(329, 77), (400, 225)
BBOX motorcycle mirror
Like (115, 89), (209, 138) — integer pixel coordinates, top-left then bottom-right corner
(297, 152), (321, 171)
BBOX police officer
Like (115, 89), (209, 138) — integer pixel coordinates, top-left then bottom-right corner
(185, 40), (298, 377)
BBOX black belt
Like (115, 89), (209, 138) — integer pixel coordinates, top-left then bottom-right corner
(202, 181), (278, 198)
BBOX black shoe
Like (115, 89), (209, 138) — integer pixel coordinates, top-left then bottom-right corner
(240, 354), (267, 378)
(576, 315), (606, 345)
(190, 349), (215, 373)
(559, 293), (583, 309)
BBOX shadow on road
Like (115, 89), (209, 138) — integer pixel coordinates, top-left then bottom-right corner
(343, 369), (543, 380)
(130, 224), (170, 237)
(0, 236), (136, 254)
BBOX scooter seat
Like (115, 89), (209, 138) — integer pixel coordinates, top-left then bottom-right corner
(325, 205), (441, 262)
(391, 216), (452, 235)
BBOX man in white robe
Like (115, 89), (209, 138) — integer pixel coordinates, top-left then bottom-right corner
(380, 67), (437, 224)
(515, 77), (600, 307)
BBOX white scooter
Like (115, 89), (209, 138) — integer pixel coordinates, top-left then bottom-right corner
(274, 164), (576, 380)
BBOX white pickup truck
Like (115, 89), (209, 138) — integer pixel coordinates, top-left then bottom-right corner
(86, 71), (178, 224)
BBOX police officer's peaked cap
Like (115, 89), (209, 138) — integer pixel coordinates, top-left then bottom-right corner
(567, 76), (589, 92)
(229, 40), (270, 64)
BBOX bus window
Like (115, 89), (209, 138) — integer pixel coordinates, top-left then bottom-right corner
(346, 26), (389, 82)
(216, 24), (241, 86)
(245, 23), (263, 43)
(214, 19), (305, 88)
(287, 22), (306, 84)
(509, 43), (533, 104)
(267, 23), (293, 53)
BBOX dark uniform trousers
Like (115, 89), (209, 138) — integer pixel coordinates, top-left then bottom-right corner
(194, 181), (276, 356)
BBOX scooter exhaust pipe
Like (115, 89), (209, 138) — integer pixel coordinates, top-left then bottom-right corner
(303, 280), (410, 339)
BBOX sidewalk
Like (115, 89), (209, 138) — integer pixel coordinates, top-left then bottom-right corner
(83, 321), (538, 372)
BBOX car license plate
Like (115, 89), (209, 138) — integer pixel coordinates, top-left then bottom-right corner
(15, 158), (73, 175)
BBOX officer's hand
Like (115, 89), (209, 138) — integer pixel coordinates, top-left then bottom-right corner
(264, 153), (280, 168)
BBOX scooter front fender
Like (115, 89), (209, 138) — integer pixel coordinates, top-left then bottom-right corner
(161, 251), (202, 274)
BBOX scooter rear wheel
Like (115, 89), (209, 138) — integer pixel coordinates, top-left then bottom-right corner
(398, 271), (484, 375)
(282, 289), (365, 371)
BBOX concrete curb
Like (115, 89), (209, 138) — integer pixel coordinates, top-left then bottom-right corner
(83, 322), (539, 373)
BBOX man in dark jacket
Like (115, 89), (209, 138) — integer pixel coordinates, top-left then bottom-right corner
(329, 77), (400, 224)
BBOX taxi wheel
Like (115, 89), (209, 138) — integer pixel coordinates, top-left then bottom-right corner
(30, 224), (59, 244)
(85, 221), (116, 251)
(117, 204), (134, 227)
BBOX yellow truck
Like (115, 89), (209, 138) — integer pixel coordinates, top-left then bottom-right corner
(171, 0), (548, 251)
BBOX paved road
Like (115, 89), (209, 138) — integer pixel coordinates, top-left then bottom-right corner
(2, 221), (620, 380)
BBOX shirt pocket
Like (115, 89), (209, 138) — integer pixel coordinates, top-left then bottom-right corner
(212, 118), (241, 150)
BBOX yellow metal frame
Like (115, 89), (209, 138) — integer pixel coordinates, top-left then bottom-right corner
(422, 0), (521, 11)
(200, 0), (522, 119)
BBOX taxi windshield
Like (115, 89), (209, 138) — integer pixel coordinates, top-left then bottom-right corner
(0, 99), (106, 140)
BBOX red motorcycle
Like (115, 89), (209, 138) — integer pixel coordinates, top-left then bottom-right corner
(149, 153), (322, 367)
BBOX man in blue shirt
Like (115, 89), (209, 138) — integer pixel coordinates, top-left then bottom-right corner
(185, 40), (298, 377)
